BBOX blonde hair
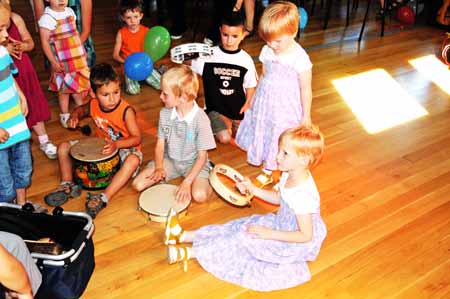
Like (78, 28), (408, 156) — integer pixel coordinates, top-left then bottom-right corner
(279, 125), (324, 168)
(161, 65), (199, 102)
(258, 1), (299, 41)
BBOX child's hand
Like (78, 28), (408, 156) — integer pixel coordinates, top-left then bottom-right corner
(246, 225), (274, 239)
(236, 177), (254, 195)
(150, 168), (166, 182)
(239, 103), (250, 114)
(175, 180), (192, 204)
(20, 97), (28, 117)
(0, 128), (9, 143)
(6, 38), (23, 60)
(102, 140), (117, 156)
(66, 116), (79, 129)
(51, 60), (64, 73)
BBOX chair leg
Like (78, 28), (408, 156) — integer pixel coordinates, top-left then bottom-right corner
(311, 0), (317, 16)
(346, 0), (351, 26)
(381, 0), (388, 37)
(353, 0), (359, 11)
(359, 0), (371, 41)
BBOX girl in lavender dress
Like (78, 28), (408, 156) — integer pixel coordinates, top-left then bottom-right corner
(235, 1), (313, 187)
(164, 125), (327, 292)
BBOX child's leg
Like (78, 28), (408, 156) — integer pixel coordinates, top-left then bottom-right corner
(33, 122), (57, 159)
(208, 111), (232, 144)
(58, 94), (71, 128)
(191, 177), (211, 203)
(10, 141), (32, 205)
(145, 69), (161, 90)
(125, 76), (141, 95)
(0, 148), (15, 203)
(104, 153), (140, 201)
(58, 142), (75, 183)
(71, 92), (86, 107)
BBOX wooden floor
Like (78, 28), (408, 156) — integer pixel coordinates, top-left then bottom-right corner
(10, 0), (450, 298)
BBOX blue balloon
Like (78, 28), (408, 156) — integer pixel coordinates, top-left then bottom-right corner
(261, 0), (269, 7)
(298, 7), (308, 30)
(124, 52), (153, 81)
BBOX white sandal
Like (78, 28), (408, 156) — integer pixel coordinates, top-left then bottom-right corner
(39, 141), (57, 159)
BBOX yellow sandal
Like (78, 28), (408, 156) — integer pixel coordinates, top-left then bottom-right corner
(167, 246), (191, 272)
(164, 208), (185, 245)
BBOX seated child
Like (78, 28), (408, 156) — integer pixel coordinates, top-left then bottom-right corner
(112, 0), (160, 94)
(190, 12), (257, 144)
(45, 63), (142, 218)
(0, 2), (32, 206)
(132, 65), (216, 204)
(163, 125), (327, 292)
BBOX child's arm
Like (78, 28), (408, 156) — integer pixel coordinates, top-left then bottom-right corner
(239, 87), (256, 114)
(236, 177), (280, 205)
(6, 13), (34, 60)
(176, 150), (208, 203)
(112, 31), (125, 64)
(103, 107), (142, 155)
(79, 0), (93, 43)
(32, 0), (45, 21)
(0, 244), (33, 299)
(0, 128), (9, 143)
(14, 79), (28, 117)
(67, 103), (90, 128)
(299, 69), (312, 126)
(151, 137), (166, 182)
(39, 28), (63, 73)
(247, 214), (313, 243)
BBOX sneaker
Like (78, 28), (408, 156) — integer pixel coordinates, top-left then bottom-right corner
(39, 141), (57, 159)
(85, 193), (107, 219)
(59, 113), (70, 128)
(26, 201), (48, 213)
(203, 37), (214, 47)
(170, 31), (184, 40)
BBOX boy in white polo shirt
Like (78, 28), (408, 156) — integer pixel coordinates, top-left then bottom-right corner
(132, 65), (216, 204)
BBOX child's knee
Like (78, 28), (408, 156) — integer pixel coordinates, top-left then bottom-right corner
(57, 142), (72, 157)
(124, 154), (140, 170)
(191, 189), (209, 203)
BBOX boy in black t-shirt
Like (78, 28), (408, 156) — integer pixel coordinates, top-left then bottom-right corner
(191, 12), (258, 144)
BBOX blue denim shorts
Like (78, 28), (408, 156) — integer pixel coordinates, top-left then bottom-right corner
(0, 140), (32, 202)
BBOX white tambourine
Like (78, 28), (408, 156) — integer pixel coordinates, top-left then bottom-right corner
(170, 43), (213, 64)
(209, 164), (253, 207)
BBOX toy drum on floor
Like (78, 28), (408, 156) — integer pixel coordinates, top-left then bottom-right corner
(138, 184), (190, 222)
(70, 138), (121, 190)
(209, 163), (254, 207)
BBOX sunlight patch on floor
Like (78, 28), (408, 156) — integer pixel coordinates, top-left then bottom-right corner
(332, 69), (428, 134)
(409, 54), (450, 95)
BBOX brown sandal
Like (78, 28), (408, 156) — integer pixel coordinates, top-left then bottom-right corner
(85, 193), (107, 219)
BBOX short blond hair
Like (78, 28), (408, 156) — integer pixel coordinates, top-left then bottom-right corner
(258, 1), (299, 41)
(161, 65), (199, 102)
(279, 125), (324, 168)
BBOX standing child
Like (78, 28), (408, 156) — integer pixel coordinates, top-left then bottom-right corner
(44, 63), (142, 218)
(0, 2), (31, 205)
(191, 12), (257, 144)
(112, 0), (160, 95)
(164, 125), (327, 291)
(235, 1), (313, 187)
(132, 65), (216, 204)
(38, 0), (91, 128)
(32, 0), (96, 68)
(4, 0), (57, 159)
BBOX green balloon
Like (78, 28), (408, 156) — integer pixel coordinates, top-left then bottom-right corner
(143, 26), (171, 62)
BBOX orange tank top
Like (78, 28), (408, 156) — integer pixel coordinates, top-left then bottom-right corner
(119, 25), (149, 59)
(90, 98), (141, 150)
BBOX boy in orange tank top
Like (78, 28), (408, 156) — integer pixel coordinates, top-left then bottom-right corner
(112, 0), (160, 94)
(44, 63), (143, 219)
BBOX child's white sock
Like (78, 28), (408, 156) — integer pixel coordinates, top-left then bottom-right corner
(100, 193), (109, 203)
(38, 134), (49, 145)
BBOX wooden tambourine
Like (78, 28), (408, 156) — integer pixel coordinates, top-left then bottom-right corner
(209, 164), (253, 207)
(138, 184), (190, 222)
(170, 43), (213, 64)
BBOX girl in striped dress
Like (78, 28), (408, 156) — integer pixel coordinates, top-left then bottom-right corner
(38, 0), (90, 128)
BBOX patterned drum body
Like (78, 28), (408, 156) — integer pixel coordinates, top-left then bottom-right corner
(70, 138), (121, 190)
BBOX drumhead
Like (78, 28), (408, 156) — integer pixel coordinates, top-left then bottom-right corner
(139, 184), (190, 217)
(70, 138), (118, 162)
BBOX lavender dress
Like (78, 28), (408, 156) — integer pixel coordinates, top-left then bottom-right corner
(192, 173), (327, 292)
(235, 43), (312, 170)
